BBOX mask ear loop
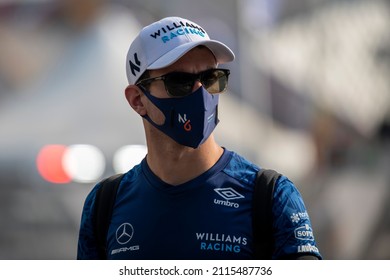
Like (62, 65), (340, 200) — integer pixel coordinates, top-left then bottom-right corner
(139, 86), (177, 129)
(139, 87), (164, 126)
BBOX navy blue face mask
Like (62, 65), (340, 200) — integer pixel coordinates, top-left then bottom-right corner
(141, 86), (219, 148)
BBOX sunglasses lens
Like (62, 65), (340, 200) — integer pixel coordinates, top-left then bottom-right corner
(165, 72), (194, 97)
(164, 69), (230, 97)
(202, 69), (229, 94)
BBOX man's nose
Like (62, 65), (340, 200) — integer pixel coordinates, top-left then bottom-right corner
(192, 80), (203, 92)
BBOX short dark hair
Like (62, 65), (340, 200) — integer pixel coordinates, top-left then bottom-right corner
(137, 70), (150, 83)
(136, 70), (150, 90)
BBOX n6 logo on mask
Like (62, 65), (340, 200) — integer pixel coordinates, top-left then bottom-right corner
(178, 114), (192, 132)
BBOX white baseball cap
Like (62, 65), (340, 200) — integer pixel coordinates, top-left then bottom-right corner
(125, 16), (235, 84)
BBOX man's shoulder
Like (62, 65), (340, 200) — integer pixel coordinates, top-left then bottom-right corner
(222, 150), (260, 187)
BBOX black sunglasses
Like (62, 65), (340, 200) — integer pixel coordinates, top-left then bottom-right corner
(136, 68), (230, 97)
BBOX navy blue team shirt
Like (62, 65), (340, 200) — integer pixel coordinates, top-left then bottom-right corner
(77, 149), (321, 259)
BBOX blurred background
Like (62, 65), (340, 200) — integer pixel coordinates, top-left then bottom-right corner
(0, 0), (389, 259)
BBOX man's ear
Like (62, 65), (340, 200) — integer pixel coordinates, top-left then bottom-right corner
(124, 85), (146, 116)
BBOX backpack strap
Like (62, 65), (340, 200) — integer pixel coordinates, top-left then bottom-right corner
(252, 168), (281, 259)
(93, 173), (124, 259)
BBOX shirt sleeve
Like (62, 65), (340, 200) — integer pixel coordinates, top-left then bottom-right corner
(77, 184), (100, 260)
(272, 176), (322, 259)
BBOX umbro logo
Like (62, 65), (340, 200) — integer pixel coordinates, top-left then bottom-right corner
(214, 188), (244, 200)
(129, 53), (141, 76)
(213, 188), (244, 208)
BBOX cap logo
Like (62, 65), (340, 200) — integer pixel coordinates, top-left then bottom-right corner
(149, 20), (206, 43)
(129, 53), (141, 76)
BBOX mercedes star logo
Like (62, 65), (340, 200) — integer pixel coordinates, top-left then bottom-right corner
(115, 223), (134, 245)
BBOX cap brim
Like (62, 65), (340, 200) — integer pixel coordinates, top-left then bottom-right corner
(148, 40), (235, 70)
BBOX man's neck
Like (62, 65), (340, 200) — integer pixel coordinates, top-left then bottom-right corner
(145, 135), (223, 186)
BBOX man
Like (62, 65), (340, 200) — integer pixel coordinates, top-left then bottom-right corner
(77, 16), (322, 260)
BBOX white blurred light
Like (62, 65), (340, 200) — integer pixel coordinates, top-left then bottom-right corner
(62, 144), (105, 183)
(113, 145), (147, 174)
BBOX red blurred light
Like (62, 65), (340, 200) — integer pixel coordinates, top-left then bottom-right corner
(36, 145), (71, 184)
